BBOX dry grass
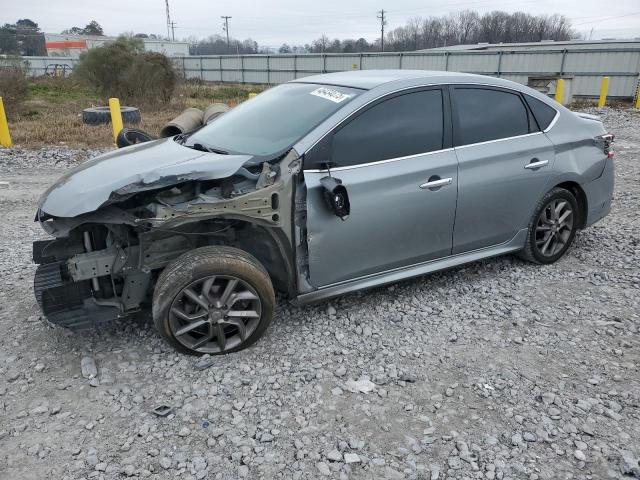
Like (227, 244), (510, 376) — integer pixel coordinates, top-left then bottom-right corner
(7, 78), (267, 148)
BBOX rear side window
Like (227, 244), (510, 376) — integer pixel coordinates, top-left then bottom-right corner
(331, 89), (443, 167)
(454, 88), (529, 145)
(525, 94), (558, 131)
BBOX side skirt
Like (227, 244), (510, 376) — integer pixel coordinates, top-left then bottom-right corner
(292, 228), (528, 305)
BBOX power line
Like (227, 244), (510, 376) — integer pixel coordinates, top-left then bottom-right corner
(377, 9), (386, 52)
(221, 16), (232, 53)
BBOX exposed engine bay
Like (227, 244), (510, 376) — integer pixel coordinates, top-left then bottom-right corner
(33, 140), (306, 330)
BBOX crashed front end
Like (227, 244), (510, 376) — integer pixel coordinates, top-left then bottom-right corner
(33, 138), (299, 330)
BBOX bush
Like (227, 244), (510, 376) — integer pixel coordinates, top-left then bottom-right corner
(0, 59), (29, 117)
(74, 36), (176, 107)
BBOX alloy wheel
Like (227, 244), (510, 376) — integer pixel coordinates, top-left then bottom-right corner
(534, 198), (574, 257)
(168, 275), (262, 354)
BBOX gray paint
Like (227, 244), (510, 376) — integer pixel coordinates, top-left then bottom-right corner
(304, 149), (458, 286)
(35, 70), (615, 312)
(452, 132), (555, 253)
(38, 137), (254, 217)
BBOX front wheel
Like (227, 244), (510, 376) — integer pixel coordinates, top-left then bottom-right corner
(152, 246), (275, 355)
(519, 187), (579, 264)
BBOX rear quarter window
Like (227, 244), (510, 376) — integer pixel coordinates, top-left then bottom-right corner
(525, 94), (558, 131)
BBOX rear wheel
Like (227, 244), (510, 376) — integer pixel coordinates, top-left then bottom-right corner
(519, 187), (579, 264)
(152, 246), (275, 355)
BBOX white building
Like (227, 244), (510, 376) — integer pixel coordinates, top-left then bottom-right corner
(44, 33), (190, 58)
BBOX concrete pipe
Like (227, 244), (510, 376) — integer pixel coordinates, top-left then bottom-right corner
(160, 108), (204, 137)
(203, 103), (230, 124)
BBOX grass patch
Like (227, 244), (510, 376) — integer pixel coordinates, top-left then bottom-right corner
(28, 78), (97, 102)
(6, 80), (269, 148)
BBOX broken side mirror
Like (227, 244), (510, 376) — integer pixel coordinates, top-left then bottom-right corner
(320, 175), (350, 220)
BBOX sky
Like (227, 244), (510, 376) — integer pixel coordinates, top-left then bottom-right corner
(5, 0), (640, 48)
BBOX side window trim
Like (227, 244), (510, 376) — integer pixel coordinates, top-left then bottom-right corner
(450, 85), (536, 148)
(304, 86), (450, 171)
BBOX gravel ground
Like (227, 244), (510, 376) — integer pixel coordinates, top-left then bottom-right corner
(0, 107), (639, 480)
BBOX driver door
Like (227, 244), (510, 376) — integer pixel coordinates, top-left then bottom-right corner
(303, 87), (459, 287)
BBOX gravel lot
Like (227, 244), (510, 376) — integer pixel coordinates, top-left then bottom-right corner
(1, 107), (639, 480)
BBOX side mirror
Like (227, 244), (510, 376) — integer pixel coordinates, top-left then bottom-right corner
(320, 176), (350, 220)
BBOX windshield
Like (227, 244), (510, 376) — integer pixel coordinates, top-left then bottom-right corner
(185, 83), (362, 156)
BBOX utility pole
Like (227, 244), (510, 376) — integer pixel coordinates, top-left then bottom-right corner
(169, 21), (177, 41)
(377, 9), (386, 52)
(165, 0), (172, 40)
(221, 16), (232, 54)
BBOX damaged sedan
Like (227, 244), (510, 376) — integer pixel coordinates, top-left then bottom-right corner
(33, 70), (614, 355)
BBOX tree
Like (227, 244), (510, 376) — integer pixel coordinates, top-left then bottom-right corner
(0, 18), (45, 55)
(83, 20), (104, 36)
(63, 20), (104, 36)
(278, 43), (292, 54)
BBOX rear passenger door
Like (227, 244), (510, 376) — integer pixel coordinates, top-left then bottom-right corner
(451, 86), (556, 254)
(303, 87), (459, 286)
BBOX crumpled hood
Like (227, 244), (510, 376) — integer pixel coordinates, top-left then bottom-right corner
(38, 137), (253, 218)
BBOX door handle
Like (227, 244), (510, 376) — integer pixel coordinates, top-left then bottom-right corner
(524, 159), (549, 170)
(419, 177), (452, 189)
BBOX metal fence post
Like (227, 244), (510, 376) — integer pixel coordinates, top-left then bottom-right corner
(267, 56), (270, 85)
(219, 57), (223, 82)
(444, 52), (449, 71)
(293, 54), (297, 79)
(199, 58), (203, 81)
(399, 52), (403, 69)
(322, 54), (326, 73)
(559, 49), (567, 75)
(359, 53), (363, 70)
(497, 51), (503, 78)
(240, 55), (245, 84)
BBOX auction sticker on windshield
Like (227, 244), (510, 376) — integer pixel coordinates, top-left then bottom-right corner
(310, 87), (352, 103)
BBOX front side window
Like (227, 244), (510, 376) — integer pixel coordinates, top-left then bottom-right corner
(186, 83), (361, 157)
(454, 88), (529, 146)
(331, 89), (444, 168)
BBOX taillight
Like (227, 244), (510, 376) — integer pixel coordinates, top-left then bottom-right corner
(595, 133), (614, 159)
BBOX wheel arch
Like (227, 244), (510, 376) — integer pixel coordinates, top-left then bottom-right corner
(143, 216), (296, 297)
(553, 181), (588, 229)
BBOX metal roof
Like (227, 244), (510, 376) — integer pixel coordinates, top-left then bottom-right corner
(290, 69), (485, 89)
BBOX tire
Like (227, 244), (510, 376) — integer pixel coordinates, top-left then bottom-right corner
(116, 128), (155, 148)
(152, 246), (275, 356)
(82, 106), (141, 125)
(519, 187), (579, 264)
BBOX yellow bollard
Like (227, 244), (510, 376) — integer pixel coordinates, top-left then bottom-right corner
(108, 97), (124, 144)
(248, 92), (257, 99)
(554, 78), (565, 104)
(635, 80), (640, 109)
(598, 76), (609, 108)
(0, 97), (12, 148)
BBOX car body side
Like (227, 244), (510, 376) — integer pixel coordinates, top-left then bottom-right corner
(33, 71), (613, 328)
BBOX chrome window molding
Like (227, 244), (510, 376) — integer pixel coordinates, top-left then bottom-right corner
(301, 81), (560, 172)
(454, 131), (543, 150)
(543, 109), (560, 132)
(304, 148), (455, 173)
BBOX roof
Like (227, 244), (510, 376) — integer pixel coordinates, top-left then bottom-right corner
(418, 39), (640, 52)
(290, 69), (519, 90)
(291, 69), (483, 90)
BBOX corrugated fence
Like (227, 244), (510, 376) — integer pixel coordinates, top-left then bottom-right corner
(16, 47), (640, 98)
